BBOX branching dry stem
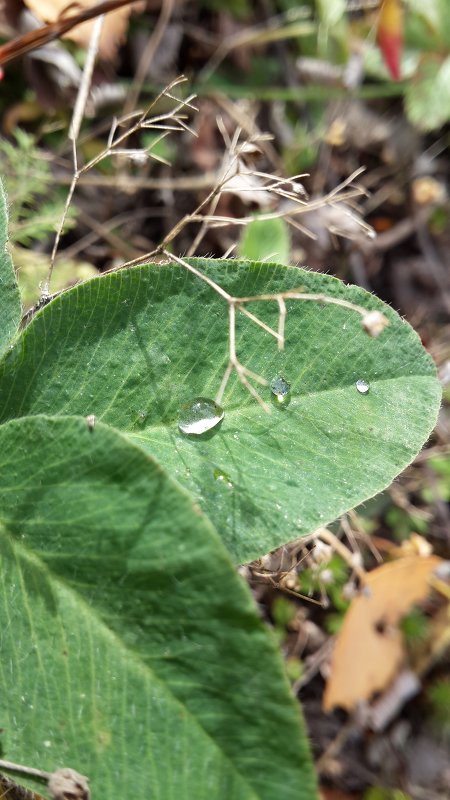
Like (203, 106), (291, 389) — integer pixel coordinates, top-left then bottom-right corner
(152, 251), (386, 413)
(44, 81), (383, 413)
(45, 75), (196, 297)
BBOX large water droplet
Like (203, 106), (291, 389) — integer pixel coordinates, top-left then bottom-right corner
(355, 379), (370, 395)
(178, 397), (224, 436)
(270, 375), (291, 405)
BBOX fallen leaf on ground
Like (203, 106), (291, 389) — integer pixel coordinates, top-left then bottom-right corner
(25, 0), (145, 60)
(324, 555), (442, 711)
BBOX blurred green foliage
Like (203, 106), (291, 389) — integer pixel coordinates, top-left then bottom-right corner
(0, 128), (76, 246)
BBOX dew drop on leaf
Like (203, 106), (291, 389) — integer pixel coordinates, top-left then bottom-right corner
(178, 397), (224, 436)
(355, 379), (370, 395)
(213, 468), (233, 488)
(270, 375), (291, 405)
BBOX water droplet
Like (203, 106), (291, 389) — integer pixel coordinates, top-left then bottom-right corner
(355, 379), (370, 395)
(178, 397), (224, 436)
(213, 468), (233, 488)
(270, 375), (291, 405)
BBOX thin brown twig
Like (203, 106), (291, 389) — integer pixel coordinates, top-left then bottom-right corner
(215, 302), (270, 411)
(52, 171), (217, 192)
(250, 570), (325, 605)
(187, 188), (372, 229)
(161, 250), (232, 301)
(236, 304), (282, 343)
(45, 13), (105, 296)
(235, 290), (369, 318)
(277, 296), (286, 351)
(317, 528), (367, 585)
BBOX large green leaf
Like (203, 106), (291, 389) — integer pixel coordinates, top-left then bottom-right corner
(0, 260), (440, 563)
(0, 416), (316, 800)
(0, 180), (21, 355)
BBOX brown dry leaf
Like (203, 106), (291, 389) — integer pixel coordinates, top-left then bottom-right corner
(24, 0), (144, 60)
(323, 555), (442, 712)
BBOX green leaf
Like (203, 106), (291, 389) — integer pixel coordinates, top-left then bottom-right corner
(0, 415), (316, 800)
(239, 217), (291, 264)
(0, 259), (440, 563)
(405, 56), (450, 131)
(0, 180), (21, 355)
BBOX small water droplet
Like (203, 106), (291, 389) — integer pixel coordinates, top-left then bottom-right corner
(355, 379), (370, 395)
(178, 397), (224, 436)
(270, 375), (291, 406)
(213, 468), (233, 488)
